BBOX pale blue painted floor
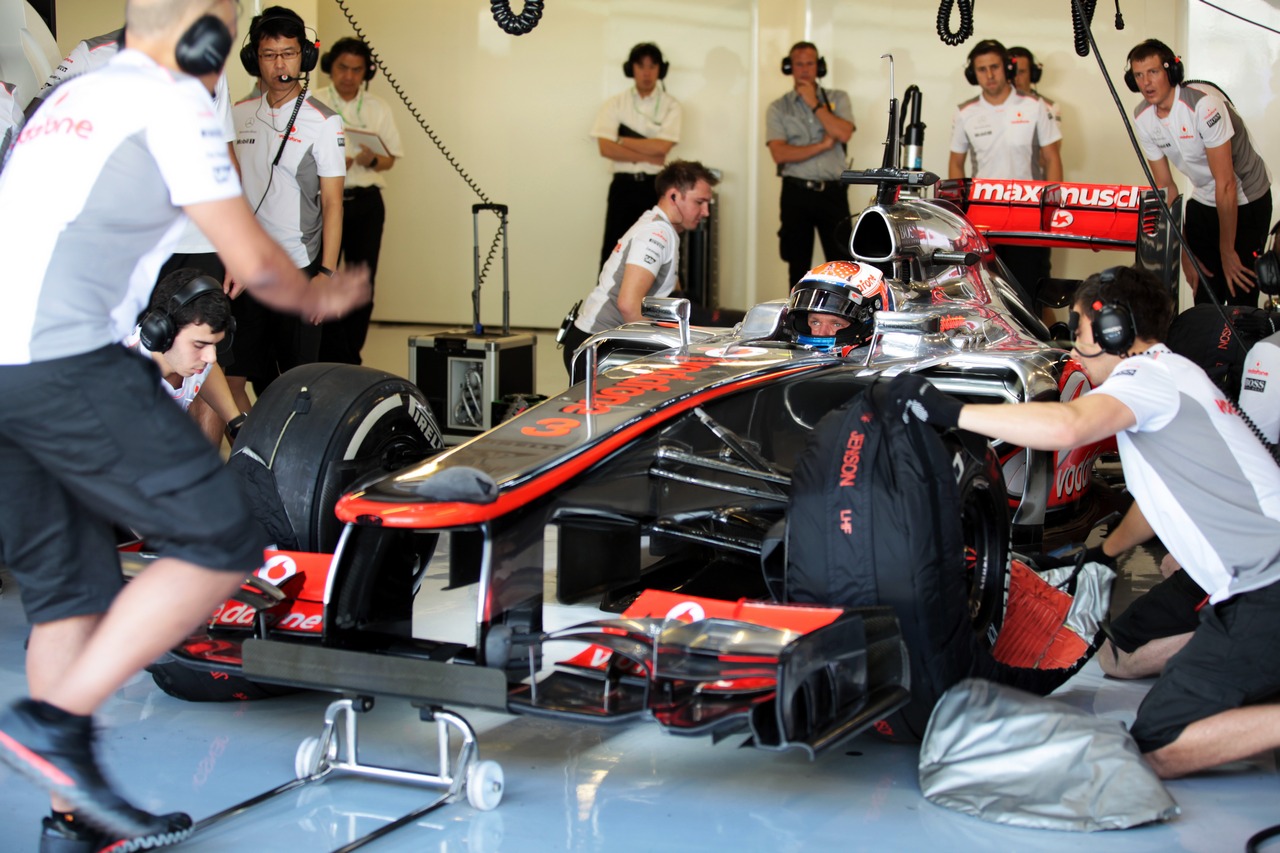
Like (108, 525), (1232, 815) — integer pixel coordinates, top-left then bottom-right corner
(0, 328), (1276, 852)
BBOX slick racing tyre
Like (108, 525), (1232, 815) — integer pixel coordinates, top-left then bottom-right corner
(233, 363), (444, 552)
(154, 364), (444, 703)
(784, 384), (1012, 743)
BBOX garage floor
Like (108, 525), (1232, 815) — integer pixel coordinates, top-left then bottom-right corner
(0, 326), (1276, 852)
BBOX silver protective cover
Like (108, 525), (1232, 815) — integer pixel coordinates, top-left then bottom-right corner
(919, 679), (1180, 832)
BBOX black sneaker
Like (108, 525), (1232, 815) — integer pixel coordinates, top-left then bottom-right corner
(0, 699), (193, 843)
(40, 811), (193, 853)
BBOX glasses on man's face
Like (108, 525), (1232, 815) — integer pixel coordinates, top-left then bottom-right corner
(259, 49), (301, 63)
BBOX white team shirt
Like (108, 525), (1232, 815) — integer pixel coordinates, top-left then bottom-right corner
(1133, 83), (1271, 207)
(1091, 344), (1280, 602)
(590, 87), (682, 176)
(0, 81), (21, 173)
(1239, 331), (1280, 444)
(123, 325), (211, 411)
(173, 74), (236, 254)
(0, 49), (240, 364)
(315, 85), (402, 190)
(576, 206), (679, 333)
(36, 29), (123, 99)
(233, 91), (346, 268)
(950, 90), (1061, 180)
(1029, 91), (1061, 181)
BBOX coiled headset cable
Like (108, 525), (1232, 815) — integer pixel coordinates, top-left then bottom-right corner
(331, 0), (504, 290)
(935, 0), (974, 46)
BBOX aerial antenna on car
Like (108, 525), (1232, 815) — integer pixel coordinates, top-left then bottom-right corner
(880, 54), (900, 171)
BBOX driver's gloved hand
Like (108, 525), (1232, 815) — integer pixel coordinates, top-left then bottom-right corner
(885, 373), (963, 429)
(1025, 543), (1118, 571)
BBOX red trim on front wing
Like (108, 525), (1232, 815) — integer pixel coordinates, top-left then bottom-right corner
(336, 364), (823, 528)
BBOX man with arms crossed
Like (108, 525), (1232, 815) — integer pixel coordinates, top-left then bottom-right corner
(0, 2), (368, 849)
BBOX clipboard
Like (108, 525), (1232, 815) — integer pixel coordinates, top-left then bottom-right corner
(344, 126), (390, 158)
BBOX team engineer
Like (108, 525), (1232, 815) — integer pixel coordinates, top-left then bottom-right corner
(0, 1), (369, 848)
(887, 265), (1280, 779)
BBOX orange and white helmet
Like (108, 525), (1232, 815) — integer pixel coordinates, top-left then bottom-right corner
(787, 261), (890, 349)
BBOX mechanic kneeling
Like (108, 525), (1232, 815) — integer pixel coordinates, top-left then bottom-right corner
(887, 265), (1280, 779)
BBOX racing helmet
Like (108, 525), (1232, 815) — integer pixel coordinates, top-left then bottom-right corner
(787, 261), (889, 351)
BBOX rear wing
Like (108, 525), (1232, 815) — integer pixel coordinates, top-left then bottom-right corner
(936, 178), (1181, 286)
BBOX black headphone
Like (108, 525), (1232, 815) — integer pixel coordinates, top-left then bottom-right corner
(175, 15), (232, 76)
(138, 275), (234, 355)
(964, 39), (1017, 86)
(1087, 268), (1139, 355)
(782, 42), (827, 77)
(1008, 46), (1042, 85)
(1255, 221), (1280, 296)
(1123, 40), (1184, 93)
(623, 43), (668, 79)
(239, 12), (320, 78)
(320, 37), (376, 82)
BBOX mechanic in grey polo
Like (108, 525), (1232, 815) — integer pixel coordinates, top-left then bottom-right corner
(765, 41), (855, 292)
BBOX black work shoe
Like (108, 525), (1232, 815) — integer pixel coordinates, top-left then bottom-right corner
(0, 699), (193, 844)
(40, 811), (193, 853)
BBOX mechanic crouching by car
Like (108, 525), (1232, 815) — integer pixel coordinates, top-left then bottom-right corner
(886, 265), (1280, 779)
(786, 260), (889, 354)
(561, 159), (718, 377)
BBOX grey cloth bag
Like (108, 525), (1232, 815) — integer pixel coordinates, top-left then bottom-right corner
(918, 678), (1180, 831)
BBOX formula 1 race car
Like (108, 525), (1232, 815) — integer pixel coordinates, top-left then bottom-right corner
(141, 167), (1174, 790)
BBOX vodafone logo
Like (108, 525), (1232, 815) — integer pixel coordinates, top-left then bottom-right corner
(257, 554), (298, 585)
(705, 345), (768, 358)
(1050, 210), (1074, 228)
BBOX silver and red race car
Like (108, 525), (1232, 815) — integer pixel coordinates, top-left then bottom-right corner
(140, 167), (1173, 765)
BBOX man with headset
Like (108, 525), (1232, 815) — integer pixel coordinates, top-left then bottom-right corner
(229, 5), (345, 398)
(0, 1), (368, 848)
(766, 41), (855, 292)
(1128, 38), (1272, 307)
(950, 39), (1062, 314)
(1007, 46), (1062, 182)
(315, 37), (403, 365)
(124, 267), (245, 442)
(888, 265), (1280, 779)
(562, 160), (717, 377)
(591, 42), (683, 269)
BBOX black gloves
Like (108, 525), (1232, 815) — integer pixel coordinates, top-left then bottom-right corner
(885, 373), (963, 429)
(1026, 543), (1117, 572)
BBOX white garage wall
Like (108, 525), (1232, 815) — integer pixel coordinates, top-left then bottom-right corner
(49, 1), (1277, 325)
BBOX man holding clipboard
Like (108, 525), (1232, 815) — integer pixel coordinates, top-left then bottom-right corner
(317, 37), (404, 364)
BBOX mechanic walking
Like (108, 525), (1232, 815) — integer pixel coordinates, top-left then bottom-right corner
(0, 2), (368, 850)
(888, 265), (1280, 779)
(766, 41), (855, 292)
(1127, 39), (1272, 307)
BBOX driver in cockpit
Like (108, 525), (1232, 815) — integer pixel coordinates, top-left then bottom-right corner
(786, 260), (890, 354)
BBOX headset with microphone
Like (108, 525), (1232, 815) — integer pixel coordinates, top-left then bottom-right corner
(1069, 267), (1139, 357)
(175, 15), (233, 77)
(1007, 46), (1042, 86)
(1123, 39), (1184, 93)
(138, 275), (235, 355)
(964, 39), (1017, 86)
(239, 10), (320, 79)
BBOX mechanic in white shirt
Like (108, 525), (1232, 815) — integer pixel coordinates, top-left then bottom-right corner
(1007, 46), (1061, 182)
(123, 268), (245, 443)
(888, 265), (1280, 780)
(0, 80), (20, 174)
(591, 43), (682, 269)
(950, 39), (1062, 317)
(315, 37), (403, 365)
(1128, 38), (1272, 307)
(561, 160), (717, 377)
(229, 5), (346, 396)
